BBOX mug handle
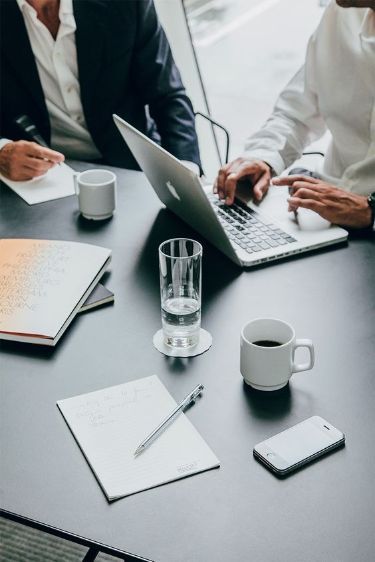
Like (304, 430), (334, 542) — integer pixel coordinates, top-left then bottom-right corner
(292, 339), (315, 373)
(73, 173), (79, 195)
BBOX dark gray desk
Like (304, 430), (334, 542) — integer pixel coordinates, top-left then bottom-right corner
(1, 165), (375, 562)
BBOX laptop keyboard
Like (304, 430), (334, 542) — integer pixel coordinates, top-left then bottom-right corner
(209, 196), (296, 255)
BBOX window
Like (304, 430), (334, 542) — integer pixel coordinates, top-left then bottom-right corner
(155, 0), (326, 178)
(185, 0), (325, 156)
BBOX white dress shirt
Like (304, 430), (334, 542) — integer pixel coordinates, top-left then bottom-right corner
(244, 3), (375, 196)
(14, 0), (101, 160)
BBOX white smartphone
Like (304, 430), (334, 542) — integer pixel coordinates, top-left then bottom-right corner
(253, 416), (345, 476)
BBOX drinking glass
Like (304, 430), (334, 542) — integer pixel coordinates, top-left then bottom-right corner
(159, 238), (202, 348)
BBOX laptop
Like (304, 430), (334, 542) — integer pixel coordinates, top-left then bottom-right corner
(113, 114), (348, 267)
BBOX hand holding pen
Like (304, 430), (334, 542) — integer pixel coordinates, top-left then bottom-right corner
(0, 115), (64, 181)
(0, 141), (64, 181)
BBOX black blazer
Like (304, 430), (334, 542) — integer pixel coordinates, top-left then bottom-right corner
(0, 0), (201, 170)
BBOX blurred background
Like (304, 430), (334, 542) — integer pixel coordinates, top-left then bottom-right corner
(183, 0), (327, 158)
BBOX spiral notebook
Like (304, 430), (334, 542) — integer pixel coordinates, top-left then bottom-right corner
(57, 375), (220, 501)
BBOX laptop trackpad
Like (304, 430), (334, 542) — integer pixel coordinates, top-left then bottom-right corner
(294, 208), (331, 231)
(246, 186), (332, 233)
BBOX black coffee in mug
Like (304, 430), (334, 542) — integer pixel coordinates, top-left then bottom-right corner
(241, 318), (315, 391)
(252, 340), (282, 347)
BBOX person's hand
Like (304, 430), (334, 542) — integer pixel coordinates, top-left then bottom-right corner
(0, 140), (64, 181)
(213, 157), (272, 205)
(272, 175), (373, 229)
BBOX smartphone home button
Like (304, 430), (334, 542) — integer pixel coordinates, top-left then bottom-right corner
(267, 452), (275, 459)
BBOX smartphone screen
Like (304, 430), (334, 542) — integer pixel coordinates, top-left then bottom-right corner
(253, 416), (345, 475)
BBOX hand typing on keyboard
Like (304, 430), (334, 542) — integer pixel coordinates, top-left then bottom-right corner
(213, 157), (273, 205)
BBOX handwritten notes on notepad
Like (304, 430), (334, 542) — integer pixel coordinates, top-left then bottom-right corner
(57, 375), (220, 501)
(0, 162), (75, 204)
(0, 239), (111, 345)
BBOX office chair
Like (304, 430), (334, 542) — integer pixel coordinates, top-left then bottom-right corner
(194, 111), (324, 167)
(194, 111), (230, 167)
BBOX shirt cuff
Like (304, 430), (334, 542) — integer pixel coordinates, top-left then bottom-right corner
(0, 139), (12, 151)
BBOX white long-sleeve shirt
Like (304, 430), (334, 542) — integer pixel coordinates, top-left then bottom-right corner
(244, 3), (375, 196)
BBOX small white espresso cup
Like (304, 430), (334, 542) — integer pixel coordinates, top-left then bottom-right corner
(74, 169), (116, 220)
(240, 318), (315, 391)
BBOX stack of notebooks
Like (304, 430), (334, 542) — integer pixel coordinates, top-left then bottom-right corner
(0, 238), (112, 345)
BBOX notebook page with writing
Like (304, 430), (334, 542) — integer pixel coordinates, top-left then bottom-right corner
(57, 375), (220, 501)
(0, 239), (111, 344)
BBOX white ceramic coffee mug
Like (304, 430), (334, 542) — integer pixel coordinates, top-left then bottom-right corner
(74, 169), (116, 220)
(240, 318), (315, 391)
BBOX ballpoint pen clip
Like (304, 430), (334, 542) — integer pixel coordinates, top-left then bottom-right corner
(190, 384), (204, 403)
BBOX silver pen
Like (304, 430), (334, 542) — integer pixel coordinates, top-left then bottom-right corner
(288, 186), (299, 223)
(134, 383), (204, 456)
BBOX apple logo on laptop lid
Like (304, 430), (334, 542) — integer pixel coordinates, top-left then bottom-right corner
(166, 180), (181, 201)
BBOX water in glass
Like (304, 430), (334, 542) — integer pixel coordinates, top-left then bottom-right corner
(162, 294), (201, 348)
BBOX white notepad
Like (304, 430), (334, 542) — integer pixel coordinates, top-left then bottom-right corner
(0, 162), (75, 204)
(57, 375), (220, 501)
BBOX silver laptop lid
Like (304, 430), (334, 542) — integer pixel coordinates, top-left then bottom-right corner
(113, 114), (240, 264)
